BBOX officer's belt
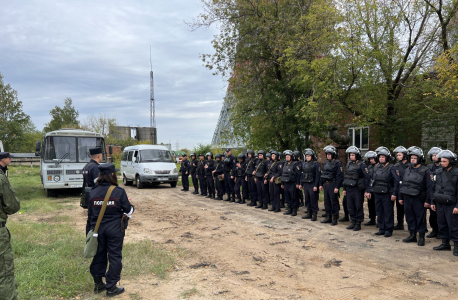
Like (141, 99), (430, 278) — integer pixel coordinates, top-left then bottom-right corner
(0, 221), (6, 228)
(324, 181), (335, 184)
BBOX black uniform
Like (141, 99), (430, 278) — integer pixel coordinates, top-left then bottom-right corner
(190, 158), (199, 193)
(224, 155), (237, 197)
(393, 161), (411, 226)
(432, 167), (458, 241)
(427, 162), (441, 233)
(197, 160), (208, 196)
(246, 157), (258, 201)
(264, 160), (271, 203)
(371, 163), (399, 234)
(281, 161), (301, 210)
(234, 160), (248, 200)
(320, 159), (344, 216)
(269, 161), (282, 211)
(214, 160), (225, 198)
(83, 159), (100, 235)
(88, 183), (133, 290)
(254, 159), (269, 205)
(366, 164), (377, 222)
(299, 160), (321, 213)
(343, 160), (371, 223)
(205, 159), (216, 197)
(179, 159), (190, 191)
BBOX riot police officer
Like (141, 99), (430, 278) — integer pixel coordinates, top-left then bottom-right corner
(254, 150), (269, 209)
(179, 154), (190, 192)
(426, 147), (442, 238)
(0, 152), (20, 300)
(364, 151), (378, 226)
(220, 153), (227, 196)
(342, 146), (371, 231)
(293, 150), (305, 208)
(83, 147), (103, 235)
(189, 153), (199, 194)
(392, 146), (411, 231)
(213, 154), (225, 200)
(224, 148), (237, 202)
(398, 147), (434, 246)
(299, 149), (321, 221)
(320, 145), (344, 225)
(234, 153), (248, 203)
(431, 150), (458, 255)
(205, 152), (216, 199)
(88, 163), (134, 296)
(196, 154), (208, 196)
(245, 150), (258, 205)
(269, 151), (282, 212)
(281, 150), (301, 216)
(368, 148), (398, 237)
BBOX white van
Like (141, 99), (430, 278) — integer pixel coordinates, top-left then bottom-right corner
(121, 145), (178, 188)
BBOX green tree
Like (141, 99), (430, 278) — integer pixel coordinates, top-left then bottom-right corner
(0, 72), (31, 152)
(43, 97), (80, 133)
(15, 120), (43, 152)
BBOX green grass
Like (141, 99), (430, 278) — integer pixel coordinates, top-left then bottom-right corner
(180, 287), (198, 299)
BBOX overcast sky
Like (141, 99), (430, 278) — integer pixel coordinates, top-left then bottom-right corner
(0, 0), (226, 150)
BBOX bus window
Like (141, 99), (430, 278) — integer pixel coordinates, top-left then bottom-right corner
(44, 137), (77, 162)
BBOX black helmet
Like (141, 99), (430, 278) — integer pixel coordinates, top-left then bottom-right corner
(393, 146), (408, 161)
(427, 147), (442, 161)
(303, 148), (317, 161)
(323, 145), (337, 159)
(364, 151), (378, 163)
(224, 158), (231, 165)
(206, 152), (213, 159)
(190, 152), (196, 158)
(270, 150), (278, 160)
(215, 153), (222, 160)
(247, 149), (255, 157)
(238, 153), (246, 160)
(407, 146), (425, 164)
(283, 150), (293, 159)
(437, 150), (458, 164)
(377, 148), (392, 162)
(278, 152), (283, 160)
(293, 150), (301, 161)
(266, 152), (272, 158)
(346, 146), (362, 160)
(258, 150), (266, 156)
(199, 153), (204, 157)
(269, 149), (275, 153)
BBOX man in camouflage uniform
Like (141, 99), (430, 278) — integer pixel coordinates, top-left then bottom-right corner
(0, 152), (20, 300)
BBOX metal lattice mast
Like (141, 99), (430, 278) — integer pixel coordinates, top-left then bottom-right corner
(150, 70), (156, 128)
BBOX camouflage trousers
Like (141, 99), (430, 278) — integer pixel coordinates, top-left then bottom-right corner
(0, 227), (18, 300)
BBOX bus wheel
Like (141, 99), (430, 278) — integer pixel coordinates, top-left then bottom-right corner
(136, 175), (144, 189)
(45, 189), (57, 198)
(123, 175), (133, 186)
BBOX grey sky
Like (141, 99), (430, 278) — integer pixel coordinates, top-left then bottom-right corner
(0, 0), (226, 150)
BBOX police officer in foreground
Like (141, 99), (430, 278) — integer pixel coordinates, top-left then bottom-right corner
(88, 163), (134, 296)
(398, 147), (434, 246)
(364, 151), (378, 226)
(246, 150), (258, 206)
(299, 149), (321, 221)
(234, 153), (248, 203)
(189, 153), (199, 194)
(392, 146), (411, 231)
(320, 145), (344, 225)
(83, 148), (103, 235)
(213, 154), (225, 200)
(205, 152), (216, 199)
(179, 154), (190, 192)
(196, 154), (208, 196)
(281, 150), (301, 216)
(426, 147), (442, 238)
(254, 150), (268, 209)
(224, 148), (237, 202)
(367, 148), (398, 237)
(342, 146), (371, 231)
(0, 152), (20, 300)
(431, 150), (458, 255)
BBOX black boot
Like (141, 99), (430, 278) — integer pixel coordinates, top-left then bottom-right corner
(229, 195), (235, 202)
(353, 222), (361, 231)
(205, 194), (212, 198)
(322, 213), (328, 218)
(262, 203), (268, 210)
(192, 189), (198, 195)
(321, 215), (331, 223)
(280, 202), (285, 208)
(255, 202), (263, 208)
(311, 212), (317, 221)
(299, 201), (304, 207)
(331, 215), (338, 226)
(106, 285), (125, 297)
(181, 188), (186, 191)
(433, 239), (451, 251)
(239, 198), (246, 204)
(339, 214), (349, 222)
(402, 231), (417, 243)
(93, 276), (106, 294)
(274, 208), (281, 213)
(268, 206), (275, 211)
(364, 219), (376, 226)
(211, 194), (216, 199)
(346, 220), (356, 230)
(291, 208), (297, 216)
(224, 194), (231, 201)
(454, 242), (458, 256)
(216, 195), (223, 200)
(232, 194), (236, 202)
(302, 211), (312, 219)
(235, 196), (241, 203)
(283, 208), (292, 215)
(418, 232), (425, 246)
(426, 229), (437, 238)
(393, 223), (405, 230)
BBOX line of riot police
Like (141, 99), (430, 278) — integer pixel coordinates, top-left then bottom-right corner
(178, 145), (458, 257)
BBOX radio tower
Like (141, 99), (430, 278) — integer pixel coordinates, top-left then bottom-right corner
(150, 47), (156, 144)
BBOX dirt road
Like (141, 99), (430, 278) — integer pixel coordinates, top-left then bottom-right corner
(88, 186), (458, 299)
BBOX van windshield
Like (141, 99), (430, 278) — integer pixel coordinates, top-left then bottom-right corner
(139, 150), (174, 163)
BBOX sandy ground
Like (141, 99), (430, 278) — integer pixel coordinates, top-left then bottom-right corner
(21, 185), (458, 299)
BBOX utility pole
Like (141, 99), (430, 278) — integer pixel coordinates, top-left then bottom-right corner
(150, 46), (156, 144)
(175, 140), (180, 151)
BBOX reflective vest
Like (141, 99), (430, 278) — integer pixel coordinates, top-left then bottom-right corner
(371, 163), (394, 194)
(321, 159), (340, 181)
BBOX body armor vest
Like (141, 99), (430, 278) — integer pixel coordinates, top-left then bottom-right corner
(255, 160), (267, 178)
(246, 158), (256, 176)
(281, 162), (296, 183)
(235, 160), (246, 177)
(399, 166), (428, 197)
(321, 159), (340, 181)
(190, 159), (198, 173)
(301, 161), (317, 183)
(343, 161), (364, 189)
(433, 168), (458, 205)
(394, 161), (410, 179)
(267, 161), (278, 179)
(371, 163), (394, 194)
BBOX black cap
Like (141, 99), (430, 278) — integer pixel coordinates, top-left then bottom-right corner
(98, 163), (119, 175)
(182, 154), (187, 157)
(0, 152), (14, 159)
(226, 148), (231, 152)
(89, 148), (103, 155)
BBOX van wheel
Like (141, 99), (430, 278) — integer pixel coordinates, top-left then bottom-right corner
(45, 189), (57, 198)
(170, 182), (177, 188)
(136, 175), (144, 189)
(123, 175), (133, 186)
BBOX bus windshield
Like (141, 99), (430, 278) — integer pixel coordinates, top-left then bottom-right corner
(78, 137), (104, 162)
(44, 136), (105, 163)
(139, 150), (174, 163)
